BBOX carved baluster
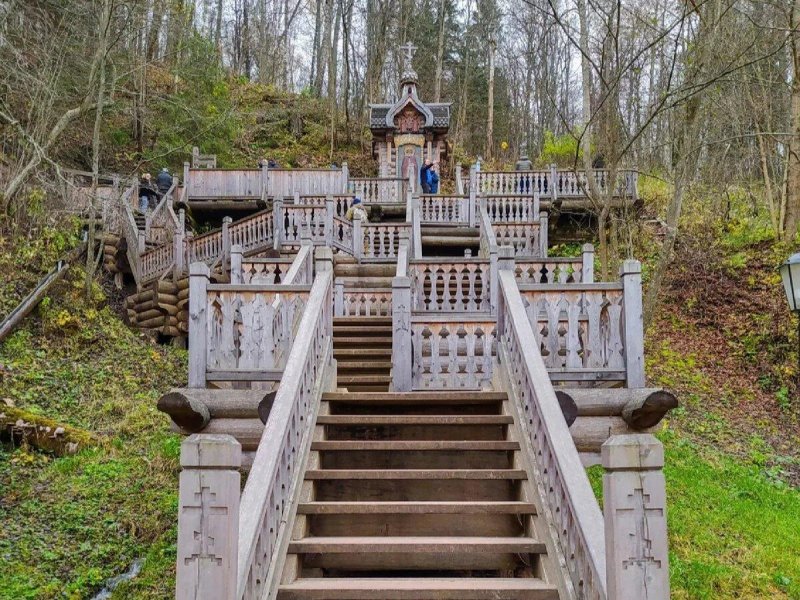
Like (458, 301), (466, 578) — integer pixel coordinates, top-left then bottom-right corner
(430, 325), (442, 387)
(465, 326), (477, 388)
(607, 291), (625, 370)
(564, 292), (582, 368)
(447, 326), (458, 387)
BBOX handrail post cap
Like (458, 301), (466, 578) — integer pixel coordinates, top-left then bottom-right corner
(582, 243), (595, 252)
(190, 262), (211, 276)
(620, 259), (642, 275)
(601, 434), (664, 471)
(180, 433), (242, 468)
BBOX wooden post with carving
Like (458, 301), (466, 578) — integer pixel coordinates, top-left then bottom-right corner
(469, 164), (478, 227)
(183, 162), (190, 200)
(392, 275), (412, 391)
(602, 434), (669, 600)
(621, 259), (645, 388)
(352, 217), (363, 262)
(549, 163), (558, 204)
(176, 434), (241, 600)
(221, 216), (232, 269)
(582, 243), (595, 283)
(188, 263), (210, 388)
(230, 244), (243, 284)
(334, 280), (344, 316)
(325, 195), (335, 246)
(341, 161), (349, 192)
(273, 197), (283, 251)
(539, 211), (549, 258)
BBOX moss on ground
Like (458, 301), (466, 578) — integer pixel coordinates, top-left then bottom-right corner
(0, 229), (186, 599)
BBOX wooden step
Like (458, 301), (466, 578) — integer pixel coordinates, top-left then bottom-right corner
(333, 348), (393, 359)
(305, 469), (527, 480)
(297, 501), (537, 515)
(337, 361), (393, 372)
(277, 577), (558, 600)
(323, 392), (507, 402)
(316, 415), (513, 425)
(323, 421), (507, 441)
(333, 317), (392, 326)
(287, 536), (546, 571)
(338, 375), (392, 385)
(422, 236), (481, 246)
(311, 441), (519, 451)
(333, 326), (391, 336)
(333, 337), (392, 347)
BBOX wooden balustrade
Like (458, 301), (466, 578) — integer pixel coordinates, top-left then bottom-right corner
(411, 315), (496, 390)
(348, 177), (406, 203)
(236, 258), (295, 284)
(493, 214), (548, 257)
(280, 204), (327, 245)
(140, 243), (176, 285)
(409, 259), (492, 313)
(228, 208), (274, 254)
(187, 168), (264, 199)
(467, 168), (639, 200)
(361, 223), (410, 260)
(205, 284), (311, 375)
(516, 261), (643, 387)
(267, 168), (347, 197)
(188, 228), (224, 265)
(294, 194), (353, 217)
(331, 216), (353, 253)
(483, 194), (539, 222)
(236, 265), (333, 598)
(496, 270), (607, 600)
(418, 194), (470, 224)
(334, 285), (392, 317)
(515, 245), (594, 284)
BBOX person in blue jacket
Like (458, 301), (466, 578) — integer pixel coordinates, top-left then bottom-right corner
(420, 159), (433, 193)
(429, 161), (440, 194)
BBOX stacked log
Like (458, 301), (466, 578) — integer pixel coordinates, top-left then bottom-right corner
(101, 233), (124, 274)
(125, 279), (182, 336)
(176, 276), (189, 335)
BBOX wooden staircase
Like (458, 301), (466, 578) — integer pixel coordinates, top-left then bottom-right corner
(333, 317), (392, 392)
(277, 391), (563, 599)
(421, 225), (480, 257)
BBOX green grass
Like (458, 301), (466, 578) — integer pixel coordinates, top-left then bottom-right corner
(588, 431), (800, 599)
(0, 231), (187, 599)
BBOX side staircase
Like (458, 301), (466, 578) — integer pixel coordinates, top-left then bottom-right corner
(278, 390), (563, 599)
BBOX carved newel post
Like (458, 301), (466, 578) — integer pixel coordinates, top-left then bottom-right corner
(602, 434), (669, 600)
(176, 434), (241, 600)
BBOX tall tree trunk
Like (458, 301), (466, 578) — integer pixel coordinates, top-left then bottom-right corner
(434, 0), (446, 102)
(486, 38), (496, 160)
(785, 0), (800, 240)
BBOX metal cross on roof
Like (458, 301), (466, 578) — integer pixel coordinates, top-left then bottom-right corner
(400, 41), (417, 65)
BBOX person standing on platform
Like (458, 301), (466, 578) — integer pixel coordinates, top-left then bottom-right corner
(420, 159), (433, 193)
(429, 161), (440, 194)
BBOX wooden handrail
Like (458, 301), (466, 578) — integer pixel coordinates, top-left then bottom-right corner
(496, 270), (607, 599)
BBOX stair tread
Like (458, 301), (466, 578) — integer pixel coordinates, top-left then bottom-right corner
(311, 441), (520, 450)
(305, 469), (527, 480)
(334, 317), (392, 324)
(323, 392), (507, 401)
(297, 501), (537, 514)
(317, 415), (513, 424)
(334, 326), (392, 333)
(279, 577), (554, 590)
(333, 348), (392, 356)
(338, 375), (393, 383)
(288, 536), (546, 553)
(337, 361), (393, 369)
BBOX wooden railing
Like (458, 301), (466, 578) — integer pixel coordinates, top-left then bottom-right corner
(516, 260), (644, 387)
(418, 194), (471, 225)
(119, 183), (143, 284)
(467, 166), (638, 199)
(140, 243), (176, 285)
(280, 204), (327, 246)
(496, 269), (607, 599)
(235, 257), (295, 284)
(409, 259), (492, 313)
(228, 208), (274, 254)
(186, 168), (264, 199)
(483, 194), (540, 223)
(146, 181), (180, 245)
(348, 177), (406, 203)
(360, 223), (410, 261)
(493, 214), (548, 257)
(334, 283), (392, 317)
(515, 246), (594, 284)
(411, 314), (496, 390)
(268, 168), (348, 197)
(236, 267), (333, 598)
